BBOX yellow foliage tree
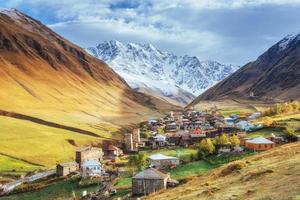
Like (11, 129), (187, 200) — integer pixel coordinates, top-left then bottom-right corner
(261, 116), (273, 127)
(230, 134), (240, 147)
(199, 138), (215, 156)
(217, 134), (231, 147)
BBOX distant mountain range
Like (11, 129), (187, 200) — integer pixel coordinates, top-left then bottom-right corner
(189, 33), (300, 106)
(86, 41), (238, 105)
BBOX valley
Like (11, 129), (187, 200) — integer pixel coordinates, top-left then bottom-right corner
(0, 4), (300, 200)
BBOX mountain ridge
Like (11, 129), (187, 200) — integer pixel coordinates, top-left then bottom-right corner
(86, 40), (239, 105)
(189, 32), (300, 107)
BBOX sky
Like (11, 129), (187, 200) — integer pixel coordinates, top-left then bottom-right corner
(1, 0), (300, 65)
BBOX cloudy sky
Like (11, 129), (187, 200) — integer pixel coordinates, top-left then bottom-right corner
(1, 0), (300, 65)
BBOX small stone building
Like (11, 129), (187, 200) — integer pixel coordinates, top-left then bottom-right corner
(132, 168), (170, 196)
(75, 146), (103, 166)
(56, 162), (78, 176)
(244, 137), (275, 151)
(103, 144), (123, 158)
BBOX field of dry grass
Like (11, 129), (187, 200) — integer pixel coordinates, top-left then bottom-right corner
(146, 142), (300, 200)
(190, 99), (272, 116)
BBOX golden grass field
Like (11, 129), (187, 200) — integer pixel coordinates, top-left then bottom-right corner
(0, 12), (169, 176)
(146, 142), (300, 200)
(191, 99), (272, 116)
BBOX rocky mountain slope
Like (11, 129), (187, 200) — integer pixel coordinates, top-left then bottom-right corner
(189, 33), (300, 107)
(87, 41), (238, 105)
(146, 142), (300, 200)
(0, 9), (177, 166)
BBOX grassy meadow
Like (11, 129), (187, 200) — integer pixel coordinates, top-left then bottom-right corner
(0, 176), (100, 200)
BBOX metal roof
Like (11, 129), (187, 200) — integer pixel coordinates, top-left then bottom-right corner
(148, 154), (178, 160)
(132, 168), (169, 179)
(246, 137), (274, 144)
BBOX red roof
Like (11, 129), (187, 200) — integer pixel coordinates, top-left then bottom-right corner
(192, 129), (205, 134)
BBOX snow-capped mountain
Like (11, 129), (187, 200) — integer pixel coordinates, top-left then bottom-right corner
(86, 40), (238, 105)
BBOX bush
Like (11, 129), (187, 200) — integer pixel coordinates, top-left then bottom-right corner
(219, 161), (247, 177)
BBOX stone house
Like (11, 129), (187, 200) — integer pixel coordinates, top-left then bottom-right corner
(75, 146), (103, 166)
(103, 144), (123, 158)
(56, 161), (78, 177)
(132, 168), (170, 196)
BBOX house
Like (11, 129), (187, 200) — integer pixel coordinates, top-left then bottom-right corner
(132, 168), (170, 196)
(190, 129), (206, 143)
(103, 144), (123, 158)
(81, 160), (103, 177)
(152, 134), (167, 147)
(164, 122), (177, 132)
(56, 162), (78, 177)
(236, 121), (255, 131)
(244, 137), (275, 151)
(75, 146), (103, 166)
(248, 112), (261, 120)
(148, 154), (179, 168)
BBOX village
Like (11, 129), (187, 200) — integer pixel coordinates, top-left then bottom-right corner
(1, 107), (300, 199)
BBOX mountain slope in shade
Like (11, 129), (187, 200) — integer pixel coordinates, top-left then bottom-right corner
(86, 41), (238, 105)
(189, 33), (300, 106)
(0, 9), (177, 141)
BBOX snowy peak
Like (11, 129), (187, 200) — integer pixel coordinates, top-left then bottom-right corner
(86, 40), (238, 105)
(276, 33), (300, 51)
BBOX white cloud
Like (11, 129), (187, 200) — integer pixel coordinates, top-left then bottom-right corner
(3, 0), (300, 64)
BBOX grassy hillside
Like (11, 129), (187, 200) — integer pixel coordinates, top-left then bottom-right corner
(0, 10), (178, 176)
(146, 142), (300, 200)
(188, 99), (271, 116)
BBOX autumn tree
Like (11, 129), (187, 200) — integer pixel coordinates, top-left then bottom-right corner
(230, 134), (240, 147)
(284, 126), (297, 142)
(261, 116), (273, 127)
(128, 152), (149, 172)
(128, 155), (138, 174)
(291, 100), (300, 111)
(198, 138), (215, 158)
(216, 134), (231, 147)
(137, 152), (148, 170)
(157, 127), (165, 134)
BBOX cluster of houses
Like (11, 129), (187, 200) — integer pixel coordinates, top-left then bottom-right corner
(56, 109), (289, 197)
(56, 147), (104, 177)
(56, 144), (123, 177)
(126, 110), (279, 151)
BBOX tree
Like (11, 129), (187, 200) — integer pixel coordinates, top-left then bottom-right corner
(290, 100), (300, 111)
(261, 116), (273, 127)
(230, 134), (240, 147)
(157, 127), (165, 134)
(128, 155), (138, 173)
(284, 126), (297, 141)
(274, 103), (283, 114)
(198, 138), (215, 158)
(137, 152), (148, 170)
(128, 152), (149, 172)
(217, 134), (231, 147)
(141, 130), (151, 139)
